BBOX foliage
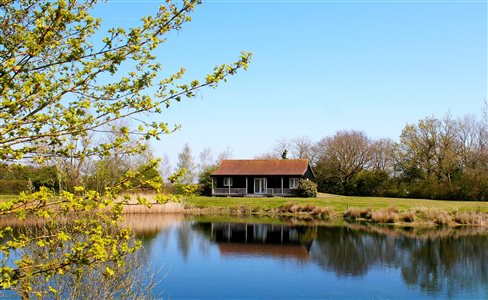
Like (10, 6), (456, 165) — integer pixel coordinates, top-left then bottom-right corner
(314, 131), (372, 193)
(346, 170), (389, 196)
(292, 179), (318, 198)
(0, 164), (58, 192)
(6, 221), (157, 299)
(302, 111), (488, 201)
(0, 0), (250, 162)
(0, 179), (29, 194)
(168, 168), (198, 197)
(0, 0), (250, 296)
(198, 165), (218, 196)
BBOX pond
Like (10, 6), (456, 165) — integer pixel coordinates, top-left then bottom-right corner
(126, 215), (488, 299)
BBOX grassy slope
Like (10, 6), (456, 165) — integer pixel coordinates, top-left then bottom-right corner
(184, 193), (488, 212)
(2, 193), (487, 213)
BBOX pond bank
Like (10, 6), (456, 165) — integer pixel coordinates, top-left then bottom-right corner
(121, 200), (488, 227)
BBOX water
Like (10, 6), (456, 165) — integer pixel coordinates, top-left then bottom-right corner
(127, 215), (488, 299)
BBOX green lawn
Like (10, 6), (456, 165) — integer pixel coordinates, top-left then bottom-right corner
(0, 194), (18, 202)
(184, 193), (488, 213)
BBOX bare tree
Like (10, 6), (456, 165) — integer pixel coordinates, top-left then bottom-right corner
(315, 130), (372, 190)
(369, 138), (397, 176)
(216, 147), (233, 162)
(159, 154), (172, 182)
(176, 143), (197, 184)
(198, 147), (214, 174)
(290, 136), (314, 159)
(254, 152), (280, 159)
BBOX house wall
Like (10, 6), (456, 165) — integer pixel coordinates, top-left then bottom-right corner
(212, 175), (304, 193)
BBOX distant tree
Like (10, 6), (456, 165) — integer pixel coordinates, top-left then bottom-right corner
(159, 154), (173, 181)
(315, 130), (372, 193)
(254, 152), (279, 159)
(273, 138), (292, 158)
(290, 136), (314, 159)
(216, 147), (233, 162)
(198, 147), (214, 174)
(399, 115), (461, 184)
(176, 143), (197, 184)
(369, 138), (397, 176)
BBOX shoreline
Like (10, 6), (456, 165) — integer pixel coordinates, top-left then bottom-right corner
(121, 201), (488, 227)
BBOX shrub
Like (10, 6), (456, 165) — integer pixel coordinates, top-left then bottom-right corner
(371, 208), (398, 223)
(0, 180), (29, 194)
(347, 170), (389, 196)
(197, 165), (218, 196)
(421, 209), (452, 225)
(311, 207), (334, 218)
(293, 179), (317, 198)
(453, 212), (486, 226)
(399, 210), (416, 223)
(343, 207), (372, 220)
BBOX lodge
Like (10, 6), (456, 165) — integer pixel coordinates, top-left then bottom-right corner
(210, 159), (315, 197)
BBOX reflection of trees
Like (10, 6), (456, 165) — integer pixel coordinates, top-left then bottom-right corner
(400, 234), (488, 295)
(177, 222), (194, 261)
(122, 214), (184, 262)
(310, 225), (488, 297)
(310, 227), (399, 276)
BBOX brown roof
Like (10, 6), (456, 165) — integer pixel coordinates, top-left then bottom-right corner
(211, 159), (310, 176)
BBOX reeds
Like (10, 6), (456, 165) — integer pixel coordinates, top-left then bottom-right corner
(371, 207), (398, 223)
(122, 202), (186, 214)
(343, 207), (372, 220)
(277, 202), (334, 218)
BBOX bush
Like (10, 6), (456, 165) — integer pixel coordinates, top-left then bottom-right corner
(453, 212), (486, 226)
(292, 179), (317, 198)
(343, 207), (372, 220)
(399, 210), (416, 223)
(371, 208), (398, 223)
(197, 165), (218, 196)
(0, 180), (29, 194)
(347, 170), (389, 196)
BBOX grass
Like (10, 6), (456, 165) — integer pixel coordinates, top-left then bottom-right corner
(0, 194), (19, 202)
(2, 193), (487, 226)
(184, 193), (488, 213)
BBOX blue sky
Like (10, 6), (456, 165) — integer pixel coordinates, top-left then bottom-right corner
(94, 0), (487, 166)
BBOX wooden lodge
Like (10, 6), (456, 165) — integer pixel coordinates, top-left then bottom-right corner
(210, 159), (315, 197)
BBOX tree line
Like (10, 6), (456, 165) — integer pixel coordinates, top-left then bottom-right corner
(3, 107), (487, 202)
(263, 108), (488, 201)
(9, 109), (488, 201)
(177, 106), (488, 201)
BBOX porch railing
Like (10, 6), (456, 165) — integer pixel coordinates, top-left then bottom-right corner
(266, 188), (293, 196)
(212, 188), (247, 196)
(212, 188), (293, 196)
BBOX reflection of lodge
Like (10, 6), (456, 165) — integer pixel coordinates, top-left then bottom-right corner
(211, 223), (301, 244)
(194, 222), (313, 261)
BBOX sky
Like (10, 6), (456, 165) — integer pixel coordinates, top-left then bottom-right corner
(93, 0), (487, 167)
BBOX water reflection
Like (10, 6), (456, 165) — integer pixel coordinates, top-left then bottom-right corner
(3, 214), (486, 298)
(123, 215), (488, 298)
(306, 224), (488, 295)
(192, 222), (314, 261)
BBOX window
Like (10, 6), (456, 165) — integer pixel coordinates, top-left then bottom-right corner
(223, 177), (233, 187)
(289, 178), (299, 189)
